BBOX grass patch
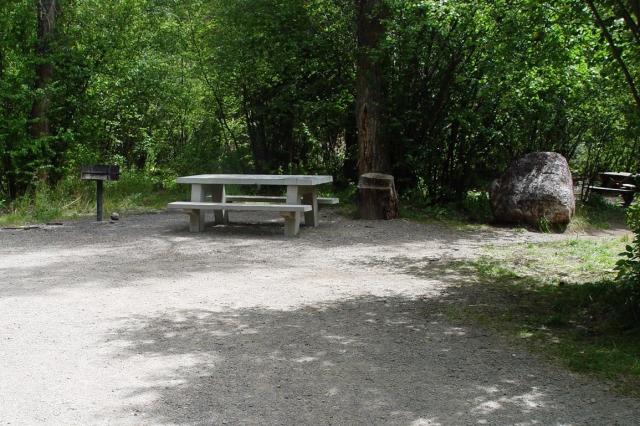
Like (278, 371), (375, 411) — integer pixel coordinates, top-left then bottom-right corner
(441, 236), (640, 395)
(399, 190), (494, 230)
(399, 191), (626, 233)
(332, 184), (358, 218)
(482, 238), (627, 281)
(567, 196), (627, 232)
(0, 170), (188, 226)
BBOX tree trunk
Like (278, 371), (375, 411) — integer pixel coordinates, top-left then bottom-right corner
(357, 173), (399, 219)
(355, 0), (388, 175)
(355, 0), (399, 219)
(241, 88), (268, 173)
(29, 0), (57, 140)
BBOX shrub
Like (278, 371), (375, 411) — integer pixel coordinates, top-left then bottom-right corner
(626, 198), (640, 231)
(616, 200), (640, 283)
(461, 190), (492, 223)
(614, 199), (640, 325)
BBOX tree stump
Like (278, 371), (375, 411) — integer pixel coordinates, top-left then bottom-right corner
(357, 173), (399, 219)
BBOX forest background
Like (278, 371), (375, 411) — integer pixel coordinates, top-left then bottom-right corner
(1, 0), (640, 216)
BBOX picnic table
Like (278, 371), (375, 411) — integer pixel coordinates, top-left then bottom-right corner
(167, 174), (336, 236)
(599, 172), (637, 188)
(588, 172), (638, 207)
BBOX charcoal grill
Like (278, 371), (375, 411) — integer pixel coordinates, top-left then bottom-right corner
(80, 165), (120, 221)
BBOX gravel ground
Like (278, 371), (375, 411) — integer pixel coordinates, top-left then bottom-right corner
(1, 209), (639, 425)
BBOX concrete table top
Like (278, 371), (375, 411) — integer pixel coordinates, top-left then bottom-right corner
(176, 174), (333, 186)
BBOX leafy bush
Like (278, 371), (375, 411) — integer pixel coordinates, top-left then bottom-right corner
(610, 200), (640, 327)
(618, 200), (640, 272)
(616, 200), (640, 285)
(626, 198), (640, 231)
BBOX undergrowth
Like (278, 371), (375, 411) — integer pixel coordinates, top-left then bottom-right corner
(400, 190), (494, 228)
(400, 190), (626, 233)
(442, 236), (640, 395)
(0, 169), (187, 225)
(568, 195), (627, 232)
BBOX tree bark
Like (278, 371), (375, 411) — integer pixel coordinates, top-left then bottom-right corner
(241, 87), (268, 173)
(355, 0), (388, 175)
(29, 0), (57, 139)
(355, 0), (398, 219)
(357, 173), (399, 219)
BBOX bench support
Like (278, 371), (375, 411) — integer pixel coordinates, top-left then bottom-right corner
(209, 184), (228, 224)
(282, 212), (298, 237)
(190, 184), (206, 232)
(300, 186), (319, 227)
(286, 185), (302, 236)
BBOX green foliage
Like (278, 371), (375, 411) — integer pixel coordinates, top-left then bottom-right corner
(0, 168), (186, 225)
(625, 198), (640, 231)
(616, 200), (640, 286)
(569, 196), (627, 231)
(0, 0), (639, 211)
(400, 190), (493, 226)
(537, 217), (551, 233)
(201, 0), (355, 176)
(459, 191), (492, 223)
(381, 0), (637, 200)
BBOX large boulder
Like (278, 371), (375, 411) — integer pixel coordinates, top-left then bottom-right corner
(490, 152), (575, 227)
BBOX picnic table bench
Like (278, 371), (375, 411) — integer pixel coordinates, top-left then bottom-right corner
(167, 174), (336, 237)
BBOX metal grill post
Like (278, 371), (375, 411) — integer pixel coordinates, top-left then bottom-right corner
(96, 180), (104, 222)
(81, 165), (119, 222)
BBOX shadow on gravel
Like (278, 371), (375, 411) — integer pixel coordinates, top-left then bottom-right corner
(0, 213), (517, 298)
(107, 296), (630, 425)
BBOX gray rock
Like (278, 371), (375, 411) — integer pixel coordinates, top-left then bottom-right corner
(490, 152), (575, 227)
(110, 212), (120, 221)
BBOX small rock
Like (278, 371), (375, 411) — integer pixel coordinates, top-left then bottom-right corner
(110, 212), (120, 221)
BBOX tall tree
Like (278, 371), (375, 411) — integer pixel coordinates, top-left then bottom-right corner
(355, 0), (399, 219)
(355, 0), (389, 175)
(29, 0), (57, 139)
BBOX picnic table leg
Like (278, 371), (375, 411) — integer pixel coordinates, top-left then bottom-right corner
(189, 184), (206, 232)
(623, 191), (634, 207)
(210, 184), (228, 224)
(301, 186), (319, 227)
(284, 185), (302, 237)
